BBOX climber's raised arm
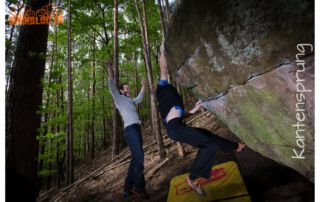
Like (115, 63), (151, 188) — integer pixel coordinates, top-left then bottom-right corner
(159, 42), (168, 81)
(106, 60), (121, 100)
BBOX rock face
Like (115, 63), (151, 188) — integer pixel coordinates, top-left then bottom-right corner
(165, 0), (314, 181)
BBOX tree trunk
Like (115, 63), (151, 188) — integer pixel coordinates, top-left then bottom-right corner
(66, 0), (74, 185)
(101, 66), (108, 150)
(112, 0), (120, 158)
(102, 116), (107, 149)
(58, 72), (65, 185)
(101, 97), (108, 150)
(157, 0), (166, 37)
(135, 0), (165, 159)
(86, 86), (90, 155)
(134, 51), (140, 115)
(162, 0), (171, 24)
(6, 0), (51, 200)
(91, 35), (96, 159)
(56, 87), (61, 187)
(56, 141), (61, 186)
(164, 0), (171, 13)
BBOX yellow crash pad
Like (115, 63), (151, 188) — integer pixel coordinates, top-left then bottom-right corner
(167, 161), (251, 202)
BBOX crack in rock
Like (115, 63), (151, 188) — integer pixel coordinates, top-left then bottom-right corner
(201, 61), (291, 102)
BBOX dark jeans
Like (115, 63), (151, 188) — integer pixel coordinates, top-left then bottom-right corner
(124, 124), (145, 191)
(166, 118), (238, 180)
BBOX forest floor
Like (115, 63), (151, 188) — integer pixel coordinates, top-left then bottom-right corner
(38, 111), (314, 202)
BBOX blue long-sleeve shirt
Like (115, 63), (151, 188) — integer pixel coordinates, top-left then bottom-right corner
(109, 80), (144, 128)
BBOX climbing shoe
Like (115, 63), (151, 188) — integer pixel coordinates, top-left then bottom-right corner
(186, 176), (206, 196)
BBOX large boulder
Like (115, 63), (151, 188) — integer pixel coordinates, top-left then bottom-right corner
(165, 0), (314, 181)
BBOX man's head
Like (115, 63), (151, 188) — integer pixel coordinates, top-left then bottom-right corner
(120, 83), (130, 96)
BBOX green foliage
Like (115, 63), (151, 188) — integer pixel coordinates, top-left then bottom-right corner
(38, 169), (57, 177)
(34, 0), (163, 181)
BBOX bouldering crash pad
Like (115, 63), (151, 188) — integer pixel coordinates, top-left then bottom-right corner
(167, 161), (251, 202)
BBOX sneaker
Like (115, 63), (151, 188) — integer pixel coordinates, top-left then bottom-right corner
(123, 187), (133, 198)
(186, 176), (206, 196)
(131, 189), (150, 200)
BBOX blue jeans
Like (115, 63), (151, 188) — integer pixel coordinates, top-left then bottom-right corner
(124, 124), (145, 191)
(166, 118), (238, 180)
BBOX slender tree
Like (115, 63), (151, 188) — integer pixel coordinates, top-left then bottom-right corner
(157, 0), (166, 37)
(55, 83), (62, 187)
(101, 69), (108, 150)
(135, 0), (164, 159)
(86, 85), (90, 154)
(91, 34), (96, 159)
(57, 63), (65, 187)
(112, 0), (121, 157)
(134, 51), (141, 115)
(162, 0), (171, 24)
(66, 0), (74, 185)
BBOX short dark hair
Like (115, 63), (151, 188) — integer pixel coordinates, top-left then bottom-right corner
(119, 83), (128, 95)
(120, 83), (128, 90)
